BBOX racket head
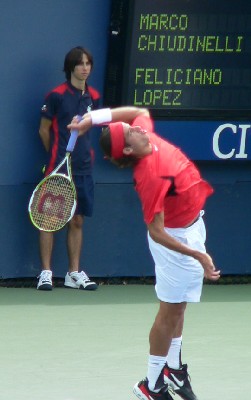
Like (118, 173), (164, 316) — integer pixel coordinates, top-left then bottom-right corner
(28, 174), (76, 232)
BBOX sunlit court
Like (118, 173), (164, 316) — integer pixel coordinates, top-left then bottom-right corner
(0, 284), (250, 400)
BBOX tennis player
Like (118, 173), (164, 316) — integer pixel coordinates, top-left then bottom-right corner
(68, 107), (221, 400)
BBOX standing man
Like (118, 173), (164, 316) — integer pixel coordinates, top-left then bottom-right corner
(37, 46), (99, 291)
(69, 106), (221, 400)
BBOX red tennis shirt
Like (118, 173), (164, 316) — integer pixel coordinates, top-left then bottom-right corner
(132, 116), (214, 228)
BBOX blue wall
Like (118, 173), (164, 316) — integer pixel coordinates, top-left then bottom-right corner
(0, 0), (250, 279)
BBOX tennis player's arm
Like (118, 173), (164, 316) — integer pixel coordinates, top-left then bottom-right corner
(67, 107), (150, 135)
(39, 117), (52, 152)
(108, 106), (150, 123)
(147, 211), (220, 281)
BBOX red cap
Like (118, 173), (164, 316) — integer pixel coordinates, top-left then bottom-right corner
(109, 122), (125, 159)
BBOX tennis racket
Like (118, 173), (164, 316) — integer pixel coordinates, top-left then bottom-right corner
(28, 122), (80, 232)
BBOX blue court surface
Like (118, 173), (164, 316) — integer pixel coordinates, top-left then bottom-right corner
(0, 284), (250, 400)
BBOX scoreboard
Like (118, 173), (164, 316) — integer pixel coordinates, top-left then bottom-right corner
(104, 0), (251, 119)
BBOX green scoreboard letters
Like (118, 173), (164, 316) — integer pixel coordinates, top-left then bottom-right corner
(105, 0), (251, 119)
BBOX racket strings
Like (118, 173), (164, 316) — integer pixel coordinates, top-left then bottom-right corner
(30, 175), (76, 231)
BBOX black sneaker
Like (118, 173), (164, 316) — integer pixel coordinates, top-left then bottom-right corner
(133, 378), (174, 400)
(163, 364), (198, 400)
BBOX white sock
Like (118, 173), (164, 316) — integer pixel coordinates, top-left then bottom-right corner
(166, 336), (182, 370)
(147, 355), (166, 392)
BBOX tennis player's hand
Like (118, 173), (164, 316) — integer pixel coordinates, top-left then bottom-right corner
(195, 252), (221, 281)
(68, 114), (92, 136)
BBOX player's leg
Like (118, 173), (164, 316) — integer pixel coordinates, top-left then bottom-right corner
(67, 214), (83, 272)
(136, 223), (204, 400)
(149, 301), (186, 357)
(64, 175), (97, 290)
(37, 231), (54, 290)
(133, 301), (185, 400)
(163, 310), (200, 400)
(166, 309), (185, 369)
(148, 301), (186, 389)
(162, 218), (207, 400)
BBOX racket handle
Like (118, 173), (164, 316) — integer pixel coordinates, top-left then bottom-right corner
(66, 115), (82, 152)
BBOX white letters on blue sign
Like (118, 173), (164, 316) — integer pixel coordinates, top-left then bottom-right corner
(213, 123), (250, 159)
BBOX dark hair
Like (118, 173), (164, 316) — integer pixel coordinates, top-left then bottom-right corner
(63, 46), (93, 80)
(100, 127), (138, 168)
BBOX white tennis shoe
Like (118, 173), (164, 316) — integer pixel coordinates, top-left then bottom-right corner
(37, 270), (53, 291)
(64, 270), (98, 291)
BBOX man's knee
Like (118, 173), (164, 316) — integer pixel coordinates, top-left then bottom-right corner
(69, 215), (84, 229)
(158, 301), (186, 323)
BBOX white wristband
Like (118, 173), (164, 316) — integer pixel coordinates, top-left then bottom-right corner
(89, 108), (112, 125)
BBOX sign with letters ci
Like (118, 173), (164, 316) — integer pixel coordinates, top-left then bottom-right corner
(155, 121), (251, 160)
(105, 0), (251, 120)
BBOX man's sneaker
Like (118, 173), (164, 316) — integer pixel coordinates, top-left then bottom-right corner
(64, 271), (98, 290)
(163, 364), (198, 400)
(37, 270), (53, 291)
(133, 378), (174, 400)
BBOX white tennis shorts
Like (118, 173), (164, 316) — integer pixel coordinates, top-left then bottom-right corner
(148, 211), (206, 303)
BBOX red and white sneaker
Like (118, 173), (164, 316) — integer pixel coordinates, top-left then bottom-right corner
(163, 364), (198, 400)
(133, 378), (174, 400)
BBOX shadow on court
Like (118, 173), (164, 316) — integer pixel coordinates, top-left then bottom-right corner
(0, 283), (250, 305)
(0, 285), (157, 306)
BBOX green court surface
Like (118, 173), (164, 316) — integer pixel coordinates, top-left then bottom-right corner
(0, 284), (250, 400)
